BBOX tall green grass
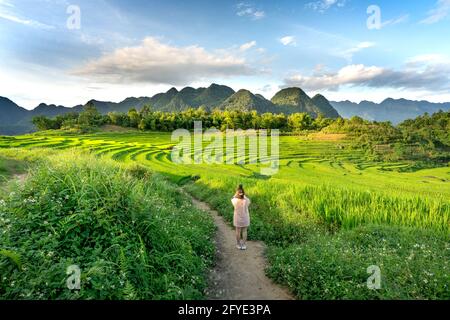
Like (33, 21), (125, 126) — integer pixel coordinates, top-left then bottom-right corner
(185, 173), (449, 299)
(0, 150), (215, 300)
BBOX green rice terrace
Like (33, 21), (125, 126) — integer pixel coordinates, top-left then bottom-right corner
(0, 129), (449, 300)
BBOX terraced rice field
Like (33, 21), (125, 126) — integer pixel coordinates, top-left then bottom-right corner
(1, 132), (449, 192)
(0, 131), (449, 233)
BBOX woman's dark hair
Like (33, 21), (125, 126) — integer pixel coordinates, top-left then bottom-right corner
(235, 184), (245, 199)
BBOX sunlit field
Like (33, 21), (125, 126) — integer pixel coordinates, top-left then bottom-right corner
(1, 131), (448, 231)
(1, 130), (449, 299)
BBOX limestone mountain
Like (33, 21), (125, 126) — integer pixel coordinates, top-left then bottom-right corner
(193, 84), (235, 109)
(311, 94), (340, 119)
(151, 84), (235, 111)
(219, 89), (273, 112)
(271, 88), (337, 117)
(0, 97), (28, 125)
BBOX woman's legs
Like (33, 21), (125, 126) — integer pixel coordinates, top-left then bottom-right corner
(241, 227), (248, 244)
(235, 227), (242, 245)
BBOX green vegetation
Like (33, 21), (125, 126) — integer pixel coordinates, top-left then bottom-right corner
(185, 175), (449, 299)
(31, 105), (332, 133)
(32, 108), (450, 168)
(325, 111), (450, 166)
(0, 149), (214, 299)
(0, 110), (449, 300)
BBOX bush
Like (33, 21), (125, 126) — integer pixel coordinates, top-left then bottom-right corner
(0, 151), (215, 299)
(266, 225), (450, 300)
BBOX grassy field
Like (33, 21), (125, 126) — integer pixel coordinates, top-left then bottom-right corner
(0, 149), (215, 299)
(0, 130), (449, 299)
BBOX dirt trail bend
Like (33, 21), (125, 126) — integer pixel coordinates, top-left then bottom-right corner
(189, 196), (294, 300)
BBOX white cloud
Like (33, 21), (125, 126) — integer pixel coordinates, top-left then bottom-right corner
(306, 0), (346, 13)
(240, 41), (257, 51)
(72, 37), (256, 86)
(279, 36), (297, 46)
(0, 0), (14, 7)
(236, 3), (265, 20)
(381, 14), (409, 28)
(421, 0), (450, 24)
(340, 41), (375, 62)
(284, 56), (450, 92)
(285, 64), (384, 91)
(79, 33), (105, 46)
(406, 54), (450, 66)
(0, 11), (54, 29)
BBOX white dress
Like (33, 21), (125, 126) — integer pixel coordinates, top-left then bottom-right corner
(231, 196), (251, 228)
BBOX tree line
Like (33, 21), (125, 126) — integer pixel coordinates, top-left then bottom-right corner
(32, 103), (337, 133)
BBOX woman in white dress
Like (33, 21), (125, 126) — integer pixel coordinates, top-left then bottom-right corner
(231, 185), (251, 250)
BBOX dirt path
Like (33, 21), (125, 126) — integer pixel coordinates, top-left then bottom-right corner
(189, 196), (294, 300)
(13, 174), (27, 185)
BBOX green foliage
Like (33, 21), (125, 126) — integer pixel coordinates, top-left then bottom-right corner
(31, 104), (107, 133)
(0, 150), (215, 300)
(32, 105), (338, 133)
(323, 111), (450, 166)
(185, 174), (449, 300)
(78, 102), (103, 127)
(267, 225), (450, 300)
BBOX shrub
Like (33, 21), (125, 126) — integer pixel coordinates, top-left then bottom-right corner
(0, 151), (215, 300)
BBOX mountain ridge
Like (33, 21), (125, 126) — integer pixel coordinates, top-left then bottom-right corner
(331, 98), (450, 124)
(0, 84), (341, 134)
(5, 84), (449, 134)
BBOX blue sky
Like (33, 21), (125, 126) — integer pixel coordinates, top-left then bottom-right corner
(1, 0), (450, 109)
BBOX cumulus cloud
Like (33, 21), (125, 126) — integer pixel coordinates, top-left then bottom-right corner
(421, 0), (450, 24)
(306, 0), (346, 13)
(236, 3), (265, 20)
(284, 57), (450, 92)
(72, 37), (256, 85)
(279, 36), (297, 46)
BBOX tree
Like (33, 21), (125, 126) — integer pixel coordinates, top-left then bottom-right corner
(79, 102), (102, 127)
(128, 108), (141, 128)
(32, 116), (58, 131)
(288, 113), (312, 131)
(139, 105), (152, 118)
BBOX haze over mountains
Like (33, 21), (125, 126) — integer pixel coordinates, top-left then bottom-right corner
(330, 99), (450, 125)
(1, 83), (449, 135)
